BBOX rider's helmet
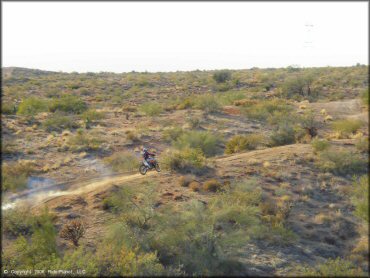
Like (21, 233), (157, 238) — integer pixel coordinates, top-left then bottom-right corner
(143, 147), (147, 152)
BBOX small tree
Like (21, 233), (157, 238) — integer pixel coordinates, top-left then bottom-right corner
(60, 220), (86, 246)
(213, 70), (232, 83)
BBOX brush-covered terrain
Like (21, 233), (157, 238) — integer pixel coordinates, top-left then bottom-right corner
(1, 66), (369, 276)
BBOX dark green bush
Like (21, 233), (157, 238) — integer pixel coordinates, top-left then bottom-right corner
(139, 102), (163, 116)
(311, 138), (330, 153)
(213, 70), (232, 83)
(43, 112), (79, 132)
(17, 97), (49, 115)
(49, 95), (87, 114)
(103, 151), (139, 172)
(225, 134), (264, 154)
(269, 124), (296, 146)
(173, 130), (221, 157)
(351, 175), (368, 222)
(316, 149), (367, 176)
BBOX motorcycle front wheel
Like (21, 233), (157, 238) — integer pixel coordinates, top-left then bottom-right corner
(139, 164), (148, 175)
(155, 163), (161, 172)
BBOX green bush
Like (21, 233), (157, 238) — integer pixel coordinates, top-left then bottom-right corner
(213, 70), (232, 83)
(3, 207), (36, 237)
(139, 102), (163, 116)
(193, 94), (221, 114)
(43, 112), (79, 132)
(361, 88), (368, 106)
(332, 119), (363, 137)
(2, 101), (17, 114)
(49, 95), (87, 114)
(242, 99), (292, 122)
(104, 151), (139, 172)
(186, 116), (202, 129)
(81, 109), (105, 121)
(269, 124), (296, 146)
(316, 149), (367, 176)
(355, 137), (368, 153)
(2, 161), (36, 192)
(217, 91), (245, 105)
(351, 175), (368, 222)
(17, 97), (49, 115)
(162, 127), (184, 142)
(67, 130), (104, 152)
(291, 257), (365, 276)
(173, 130), (221, 157)
(162, 148), (206, 172)
(311, 138), (330, 153)
(2, 208), (58, 270)
(225, 134), (264, 154)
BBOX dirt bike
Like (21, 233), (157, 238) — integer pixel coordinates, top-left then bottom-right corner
(139, 157), (161, 175)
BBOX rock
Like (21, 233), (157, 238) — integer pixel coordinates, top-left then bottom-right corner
(65, 213), (80, 219)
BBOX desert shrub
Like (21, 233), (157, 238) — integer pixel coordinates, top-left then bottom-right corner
(2, 208), (58, 270)
(281, 74), (316, 100)
(269, 123), (296, 146)
(104, 151), (139, 172)
(178, 175), (193, 187)
(311, 138), (330, 153)
(173, 130), (221, 157)
(186, 116), (202, 129)
(125, 130), (140, 142)
(351, 175), (368, 223)
(291, 257), (365, 276)
(189, 181), (201, 192)
(203, 179), (222, 192)
(17, 97), (49, 115)
(297, 109), (319, 138)
(162, 127), (184, 142)
(2, 160), (36, 192)
(149, 180), (262, 275)
(139, 102), (163, 116)
(81, 109), (105, 121)
(361, 88), (368, 106)
(242, 99), (292, 122)
(122, 105), (137, 112)
(2, 141), (17, 155)
(176, 97), (194, 110)
(316, 149), (367, 176)
(49, 95), (87, 114)
(355, 137), (368, 153)
(53, 246), (98, 276)
(3, 208), (37, 237)
(60, 220), (86, 246)
(95, 179), (271, 275)
(193, 94), (221, 114)
(162, 148), (206, 172)
(213, 70), (232, 83)
(43, 112), (79, 132)
(217, 91), (245, 105)
(233, 98), (258, 107)
(331, 119), (364, 137)
(94, 240), (167, 276)
(67, 130), (104, 152)
(225, 134), (264, 154)
(2, 101), (17, 114)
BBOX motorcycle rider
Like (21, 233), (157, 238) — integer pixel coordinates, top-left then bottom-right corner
(142, 147), (156, 168)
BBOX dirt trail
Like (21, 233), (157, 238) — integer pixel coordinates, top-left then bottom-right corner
(2, 171), (156, 210)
